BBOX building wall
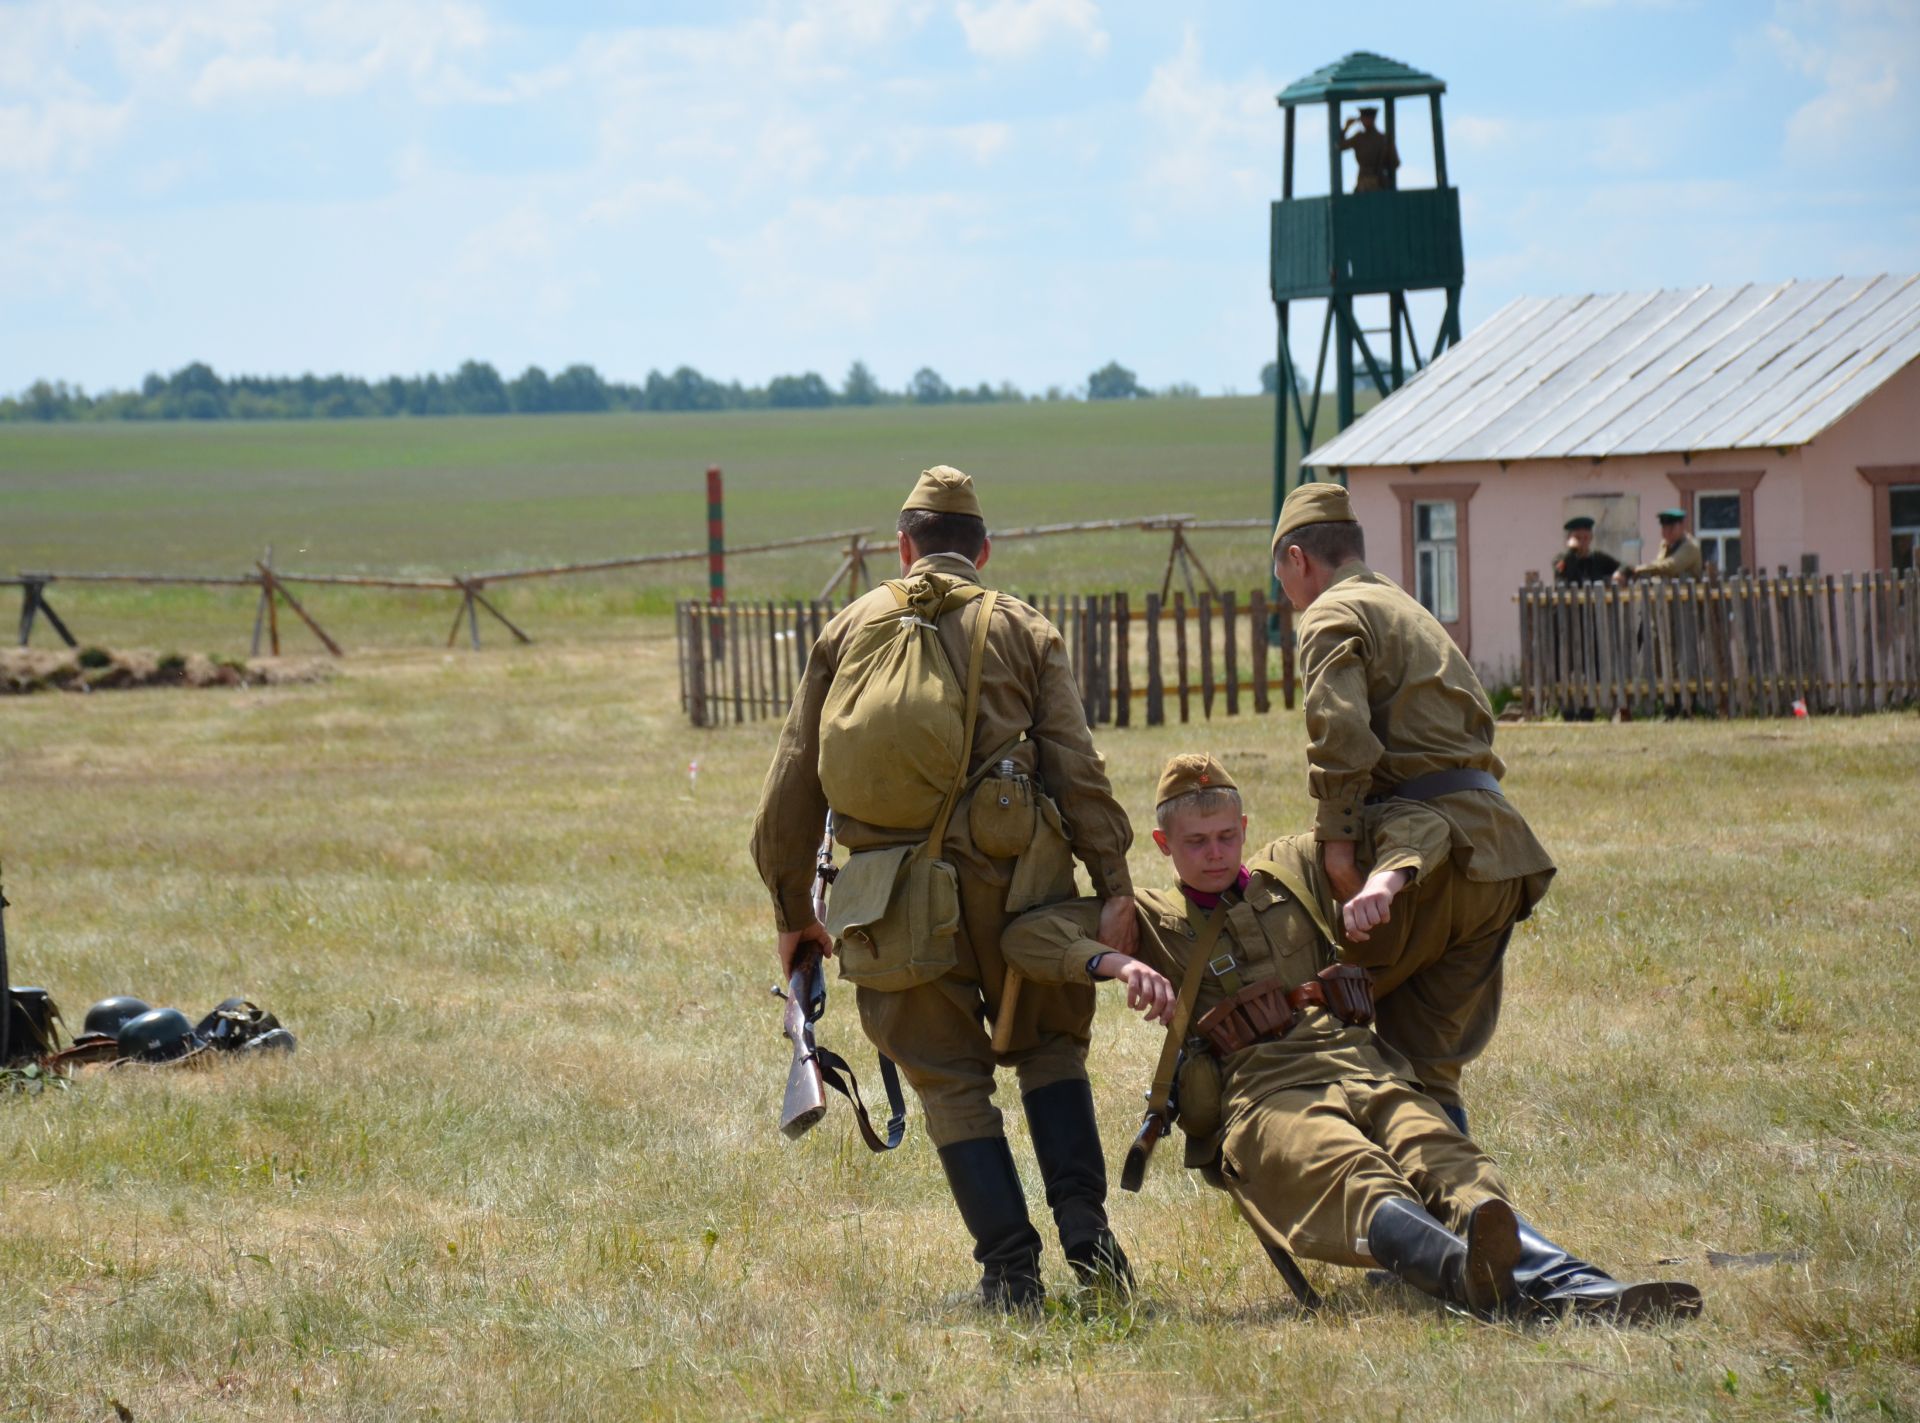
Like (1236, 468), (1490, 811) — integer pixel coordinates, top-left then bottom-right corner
(1343, 360), (1920, 682)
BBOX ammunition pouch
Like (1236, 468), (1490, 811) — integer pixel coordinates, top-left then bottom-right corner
(1192, 964), (1376, 1058)
(969, 768), (1036, 859)
(826, 845), (961, 993)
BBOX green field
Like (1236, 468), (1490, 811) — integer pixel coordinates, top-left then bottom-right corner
(3, 637), (1918, 1420)
(1, 400), (1313, 652)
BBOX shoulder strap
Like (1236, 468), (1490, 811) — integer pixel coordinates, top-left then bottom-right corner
(923, 589), (999, 858)
(1257, 854), (1339, 948)
(1119, 898), (1231, 1192)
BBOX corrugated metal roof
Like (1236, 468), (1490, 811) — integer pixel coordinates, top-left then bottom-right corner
(1304, 274), (1920, 470)
(1276, 51), (1445, 106)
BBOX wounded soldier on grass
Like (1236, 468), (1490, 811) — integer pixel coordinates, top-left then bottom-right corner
(1001, 753), (1701, 1323)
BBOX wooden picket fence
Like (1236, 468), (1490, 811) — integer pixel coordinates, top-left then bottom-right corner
(1517, 571), (1920, 719)
(676, 590), (1296, 729)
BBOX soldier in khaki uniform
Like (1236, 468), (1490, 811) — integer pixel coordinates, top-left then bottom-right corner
(1615, 508), (1704, 582)
(751, 466), (1138, 1309)
(1272, 483), (1555, 1132)
(1003, 755), (1701, 1322)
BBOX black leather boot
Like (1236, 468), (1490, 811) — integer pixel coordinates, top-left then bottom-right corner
(1366, 1197), (1522, 1317)
(1022, 1079), (1135, 1294)
(1511, 1215), (1703, 1322)
(937, 1137), (1045, 1310)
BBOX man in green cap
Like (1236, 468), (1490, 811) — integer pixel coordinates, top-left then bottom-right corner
(751, 464), (1139, 1310)
(1001, 752), (1700, 1323)
(1615, 509), (1703, 582)
(1553, 516), (1620, 586)
(1270, 482), (1555, 1132)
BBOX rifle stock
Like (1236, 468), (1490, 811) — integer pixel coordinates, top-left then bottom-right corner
(1119, 1110), (1167, 1193)
(780, 956), (828, 1139)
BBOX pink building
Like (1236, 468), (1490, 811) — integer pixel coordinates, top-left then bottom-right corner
(1303, 275), (1920, 681)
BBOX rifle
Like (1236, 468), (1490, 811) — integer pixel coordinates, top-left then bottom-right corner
(774, 824), (907, 1152)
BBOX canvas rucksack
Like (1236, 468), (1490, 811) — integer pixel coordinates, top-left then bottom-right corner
(817, 573), (993, 831)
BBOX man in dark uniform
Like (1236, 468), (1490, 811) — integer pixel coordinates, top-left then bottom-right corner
(1552, 517), (1618, 720)
(1552, 516), (1619, 585)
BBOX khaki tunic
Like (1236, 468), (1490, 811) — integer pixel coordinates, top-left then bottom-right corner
(1632, 534), (1704, 580)
(1002, 822), (1507, 1270)
(1293, 562), (1554, 1104)
(749, 553), (1135, 1146)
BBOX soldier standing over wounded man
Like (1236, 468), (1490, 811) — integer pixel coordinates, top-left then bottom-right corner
(1272, 482), (1555, 1133)
(751, 465), (1138, 1310)
(1003, 754), (1701, 1322)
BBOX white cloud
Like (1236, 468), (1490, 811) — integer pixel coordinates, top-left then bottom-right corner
(0, 96), (131, 177)
(1135, 28), (1274, 216)
(953, 0), (1108, 60)
(1765, 1), (1915, 164)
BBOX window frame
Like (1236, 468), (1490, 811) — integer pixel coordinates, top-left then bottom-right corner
(1392, 481), (1478, 653)
(1861, 466), (1920, 571)
(1667, 469), (1762, 574)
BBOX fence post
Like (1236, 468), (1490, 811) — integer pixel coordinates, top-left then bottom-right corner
(706, 465), (726, 607)
(1146, 593), (1165, 726)
(688, 607), (710, 727)
(1250, 589), (1270, 714)
(1174, 591), (1190, 724)
(1199, 591), (1215, 720)
(1223, 590), (1239, 716)
(1116, 592), (1133, 728)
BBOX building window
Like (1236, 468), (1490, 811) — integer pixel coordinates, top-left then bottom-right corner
(1695, 491), (1743, 572)
(1414, 500), (1459, 622)
(1893, 484), (1920, 571)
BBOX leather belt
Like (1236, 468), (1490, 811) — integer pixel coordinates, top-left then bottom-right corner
(1193, 964), (1375, 1058)
(1369, 767), (1503, 804)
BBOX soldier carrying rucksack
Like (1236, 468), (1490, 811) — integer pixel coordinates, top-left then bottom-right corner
(751, 466), (1140, 1310)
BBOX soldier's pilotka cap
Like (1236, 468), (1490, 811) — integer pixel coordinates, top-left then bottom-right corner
(1272, 481), (1358, 554)
(1155, 752), (1239, 808)
(1564, 515), (1596, 532)
(902, 465), (984, 520)
(1657, 508), (1687, 523)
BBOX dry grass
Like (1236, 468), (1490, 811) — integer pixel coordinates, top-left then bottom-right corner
(2, 629), (1917, 1422)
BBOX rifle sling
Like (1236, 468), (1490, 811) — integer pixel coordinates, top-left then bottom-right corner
(1121, 897), (1231, 1191)
(813, 1045), (907, 1152)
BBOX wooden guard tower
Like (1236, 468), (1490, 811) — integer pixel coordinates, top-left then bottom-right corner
(1270, 51), (1463, 518)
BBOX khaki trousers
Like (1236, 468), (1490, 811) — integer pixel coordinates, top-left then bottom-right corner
(1218, 1079), (1509, 1268)
(855, 846), (1093, 1148)
(1370, 877), (1523, 1110)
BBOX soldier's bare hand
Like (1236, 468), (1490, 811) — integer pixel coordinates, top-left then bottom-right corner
(1342, 867), (1411, 942)
(1094, 954), (1176, 1025)
(777, 921), (835, 978)
(1322, 839), (1364, 901)
(1096, 895), (1140, 957)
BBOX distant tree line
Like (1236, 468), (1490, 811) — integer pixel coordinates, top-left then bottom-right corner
(0, 357), (1235, 423)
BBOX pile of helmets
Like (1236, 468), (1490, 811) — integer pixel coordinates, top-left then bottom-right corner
(58, 995), (296, 1068)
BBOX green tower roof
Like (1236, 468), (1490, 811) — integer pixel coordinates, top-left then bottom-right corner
(1275, 51), (1445, 106)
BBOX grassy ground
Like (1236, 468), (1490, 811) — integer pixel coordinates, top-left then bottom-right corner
(3, 631), (1917, 1421)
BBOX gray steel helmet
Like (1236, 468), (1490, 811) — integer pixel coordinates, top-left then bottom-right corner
(117, 1007), (198, 1061)
(83, 995), (151, 1039)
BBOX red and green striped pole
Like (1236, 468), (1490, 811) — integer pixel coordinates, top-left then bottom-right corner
(706, 464), (725, 605)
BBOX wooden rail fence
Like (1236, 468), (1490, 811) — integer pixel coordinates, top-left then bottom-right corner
(1518, 571), (1920, 718)
(676, 589), (1296, 729)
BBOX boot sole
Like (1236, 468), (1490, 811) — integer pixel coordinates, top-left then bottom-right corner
(1463, 1200), (1523, 1316)
(1563, 1281), (1704, 1324)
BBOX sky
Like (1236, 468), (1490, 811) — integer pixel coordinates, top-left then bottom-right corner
(4, 0), (1919, 399)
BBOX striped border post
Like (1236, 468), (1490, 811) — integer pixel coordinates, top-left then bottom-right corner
(706, 465), (726, 605)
